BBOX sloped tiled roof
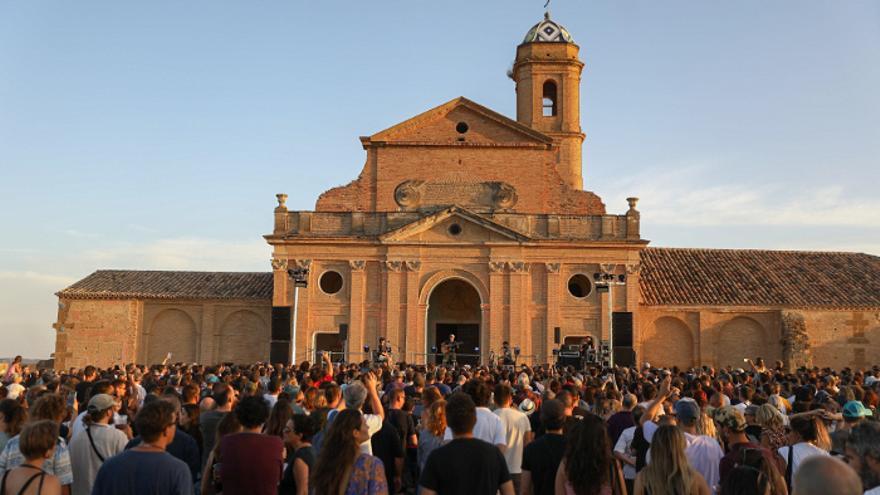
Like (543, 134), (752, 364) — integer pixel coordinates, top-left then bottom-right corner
(57, 270), (273, 300)
(640, 248), (880, 308)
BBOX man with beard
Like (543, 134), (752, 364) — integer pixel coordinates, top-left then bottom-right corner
(844, 421), (880, 494)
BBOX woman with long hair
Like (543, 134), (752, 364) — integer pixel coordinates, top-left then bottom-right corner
(778, 414), (829, 483)
(311, 409), (387, 495)
(755, 404), (787, 452)
(0, 398), (27, 452)
(418, 399), (446, 472)
(265, 398), (294, 439)
(555, 414), (625, 495)
(634, 425), (711, 495)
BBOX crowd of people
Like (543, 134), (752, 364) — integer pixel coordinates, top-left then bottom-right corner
(2, 352), (880, 495)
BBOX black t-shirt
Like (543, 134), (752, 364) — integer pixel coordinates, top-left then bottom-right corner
(388, 409), (415, 448)
(371, 421), (405, 485)
(420, 437), (511, 495)
(75, 379), (92, 407)
(279, 445), (316, 495)
(521, 433), (565, 495)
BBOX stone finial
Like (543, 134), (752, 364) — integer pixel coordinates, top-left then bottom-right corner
(275, 193), (288, 212)
(626, 197), (639, 211)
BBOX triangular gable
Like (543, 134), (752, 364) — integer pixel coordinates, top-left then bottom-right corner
(362, 97), (553, 147)
(379, 206), (531, 243)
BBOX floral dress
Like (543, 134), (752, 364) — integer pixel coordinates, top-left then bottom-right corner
(345, 453), (389, 495)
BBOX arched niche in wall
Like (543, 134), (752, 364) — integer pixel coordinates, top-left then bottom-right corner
(148, 308), (197, 365)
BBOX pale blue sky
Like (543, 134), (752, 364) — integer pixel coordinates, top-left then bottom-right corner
(1, 1), (878, 358)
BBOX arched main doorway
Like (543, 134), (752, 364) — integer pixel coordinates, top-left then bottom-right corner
(426, 279), (482, 365)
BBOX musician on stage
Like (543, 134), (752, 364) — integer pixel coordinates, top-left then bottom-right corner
(376, 337), (392, 364)
(501, 341), (515, 366)
(580, 337), (596, 369)
(441, 333), (458, 366)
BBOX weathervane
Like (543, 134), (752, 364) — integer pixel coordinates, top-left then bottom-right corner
(544, 0), (550, 9)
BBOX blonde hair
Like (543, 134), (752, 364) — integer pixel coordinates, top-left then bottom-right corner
(640, 425), (695, 495)
(696, 411), (718, 440)
(755, 403), (784, 430)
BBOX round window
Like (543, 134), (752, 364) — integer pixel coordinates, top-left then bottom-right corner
(319, 271), (344, 294)
(448, 223), (462, 236)
(455, 121), (469, 134)
(567, 274), (592, 298)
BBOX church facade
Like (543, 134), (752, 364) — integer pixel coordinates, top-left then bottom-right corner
(52, 14), (880, 371)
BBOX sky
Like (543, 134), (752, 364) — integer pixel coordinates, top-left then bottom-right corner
(1, 1), (878, 358)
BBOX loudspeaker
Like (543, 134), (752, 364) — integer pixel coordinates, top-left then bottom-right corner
(554, 327), (560, 344)
(613, 347), (636, 367)
(271, 307), (292, 341)
(339, 323), (349, 341)
(612, 312), (633, 347)
(269, 341), (290, 364)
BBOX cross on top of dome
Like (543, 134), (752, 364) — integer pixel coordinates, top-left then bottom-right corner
(522, 11), (574, 44)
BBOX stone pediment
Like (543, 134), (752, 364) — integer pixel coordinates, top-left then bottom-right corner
(362, 97), (553, 147)
(379, 206), (530, 243)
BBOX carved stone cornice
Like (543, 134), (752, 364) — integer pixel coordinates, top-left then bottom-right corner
(508, 261), (529, 273)
(349, 260), (366, 272)
(404, 260), (421, 272)
(489, 261), (506, 273)
(271, 257), (288, 271)
(545, 262), (561, 273)
(385, 261), (404, 272)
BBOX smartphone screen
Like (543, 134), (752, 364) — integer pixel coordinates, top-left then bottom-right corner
(67, 391), (76, 408)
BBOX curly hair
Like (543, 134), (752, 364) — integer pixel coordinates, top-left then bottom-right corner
(29, 394), (66, 422)
(425, 399), (447, 438)
(563, 414), (612, 495)
(311, 409), (363, 495)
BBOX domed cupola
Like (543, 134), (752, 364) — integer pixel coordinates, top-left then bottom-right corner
(522, 12), (574, 44)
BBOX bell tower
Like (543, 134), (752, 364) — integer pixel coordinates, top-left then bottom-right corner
(512, 12), (585, 190)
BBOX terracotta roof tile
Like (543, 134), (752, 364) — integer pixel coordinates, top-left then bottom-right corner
(640, 248), (880, 308)
(57, 270), (273, 300)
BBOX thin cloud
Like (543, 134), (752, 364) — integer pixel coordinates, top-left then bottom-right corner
(604, 165), (880, 228)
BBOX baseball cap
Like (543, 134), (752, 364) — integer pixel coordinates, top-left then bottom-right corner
(714, 405), (747, 432)
(843, 401), (873, 419)
(673, 399), (700, 423)
(87, 394), (116, 414)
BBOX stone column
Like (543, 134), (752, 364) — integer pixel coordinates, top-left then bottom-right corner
(200, 303), (215, 364)
(271, 257), (289, 307)
(404, 261), (421, 363)
(545, 263), (561, 363)
(480, 303), (491, 364)
(508, 261), (529, 361)
(384, 261), (404, 357)
(292, 259), (312, 364)
(348, 260), (367, 361)
(488, 261), (506, 355)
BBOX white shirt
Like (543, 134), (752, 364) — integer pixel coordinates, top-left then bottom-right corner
(613, 426), (637, 480)
(494, 407), (531, 474)
(71, 411), (124, 440)
(778, 442), (829, 476)
(6, 384), (24, 400)
(444, 407), (505, 447)
(361, 412), (383, 455)
(263, 393), (278, 409)
(733, 401), (750, 414)
(69, 423), (129, 495)
(865, 486), (880, 495)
